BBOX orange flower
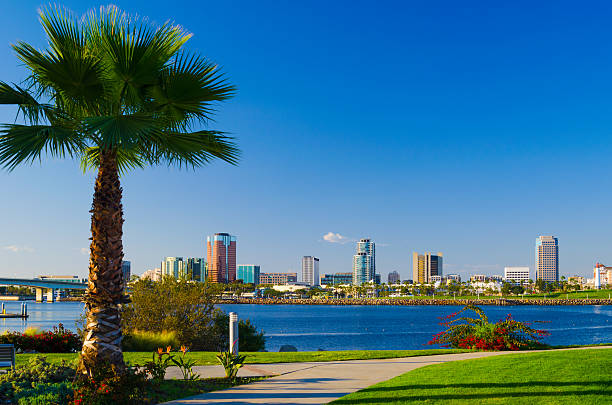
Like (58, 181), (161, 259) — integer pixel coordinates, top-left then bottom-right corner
(166, 345), (172, 353)
(180, 345), (188, 354)
(157, 347), (164, 355)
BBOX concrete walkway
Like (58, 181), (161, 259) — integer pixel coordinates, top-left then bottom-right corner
(162, 346), (612, 405)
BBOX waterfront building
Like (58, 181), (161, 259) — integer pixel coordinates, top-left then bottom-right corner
(412, 252), (443, 283)
(320, 272), (353, 285)
(568, 275), (585, 286)
(186, 258), (206, 281)
(446, 274), (461, 283)
(353, 253), (373, 284)
(504, 267), (530, 283)
(353, 238), (375, 284)
(593, 263), (612, 288)
(259, 272), (298, 285)
(121, 261), (131, 286)
(302, 256), (320, 286)
(470, 274), (487, 282)
(161, 257), (185, 278)
(141, 268), (161, 281)
(535, 235), (559, 282)
(237, 264), (261, 284)
(375, 274), (381, 285)
(207, 233), (237, 283)
(388, 271), (400, 284)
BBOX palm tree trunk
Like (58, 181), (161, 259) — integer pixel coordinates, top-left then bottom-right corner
(77, 150), (126, 377)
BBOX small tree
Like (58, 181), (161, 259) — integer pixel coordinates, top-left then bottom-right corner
(122, 277), (223, 350)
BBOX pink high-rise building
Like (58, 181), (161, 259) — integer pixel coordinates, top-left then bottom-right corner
(206, 233), (237, 283)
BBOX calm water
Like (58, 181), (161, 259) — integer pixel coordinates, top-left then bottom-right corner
(1, 301), (611, 351)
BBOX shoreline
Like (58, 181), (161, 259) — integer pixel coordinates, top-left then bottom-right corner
(216, 297), (612, 306)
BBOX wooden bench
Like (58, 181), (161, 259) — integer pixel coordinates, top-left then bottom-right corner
(0, 344), (15, 370)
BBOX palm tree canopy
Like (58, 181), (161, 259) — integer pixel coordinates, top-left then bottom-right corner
(0, 5), (238, 172)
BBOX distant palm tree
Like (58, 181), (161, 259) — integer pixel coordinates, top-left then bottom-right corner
(0, 6), (237, 376)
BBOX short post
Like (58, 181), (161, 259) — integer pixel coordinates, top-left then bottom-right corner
(24, 303), (27, 317)
(1, 302), (4, 314)
(20, 303), (24, 316)
(229, 312), (239, 354)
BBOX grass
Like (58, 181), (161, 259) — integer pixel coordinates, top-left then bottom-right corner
(15, 349), (469, 367)
(331, 348), (612, 404)
(122, 330), (180, 352)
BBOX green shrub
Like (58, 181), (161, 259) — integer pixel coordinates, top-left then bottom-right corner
(122, 330), (180, 352)
(0, 356), (75, 403)
(15, 382), (73, 405)
(122, 277), (266, 351)
(211, 311), (266, 352)
(121, 277), (222, 350)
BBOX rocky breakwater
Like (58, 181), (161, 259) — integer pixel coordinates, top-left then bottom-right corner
(218, 298), (612, 306)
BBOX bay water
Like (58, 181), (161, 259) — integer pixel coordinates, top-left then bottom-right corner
(1, 301), (610, 351)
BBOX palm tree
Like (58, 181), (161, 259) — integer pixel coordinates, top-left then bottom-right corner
(0, 6), (237, 376)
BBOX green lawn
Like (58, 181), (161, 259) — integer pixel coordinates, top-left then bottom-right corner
(15, 349), (468, 367)
(331, 348), (612, 404)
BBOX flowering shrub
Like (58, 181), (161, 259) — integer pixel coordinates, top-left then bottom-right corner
(0, 324), (81, 353)
(428, 305), (550, 351)
(171, 345), (200, 381)
(143, 346), (175, 384)
(71, 363), (149, 405)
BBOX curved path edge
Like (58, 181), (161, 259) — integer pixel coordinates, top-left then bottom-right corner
(161, 346), (612, 405)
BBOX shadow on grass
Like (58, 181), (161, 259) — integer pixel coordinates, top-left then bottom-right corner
(357, 380), (609, 392)
(332, 389), (607, 404)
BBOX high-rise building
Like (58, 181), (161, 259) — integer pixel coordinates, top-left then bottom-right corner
(504, 267), (530, 283)
(207, 233), (237, 283)
(388, 271), (400, 284)
(412, 252), (443, 283)
(161, 258), (205, 281)
(121, 261), (131, 286)
(259, 272), (298, 285)
(186, 258), (206, 281)
(353, 238), (375, 284)
(237, 265), (261, 284)
(320, 272), (353, 285)
(161, 257), (185, 278)
(535, 236), (559, 282)
(302, 256), (320, 286)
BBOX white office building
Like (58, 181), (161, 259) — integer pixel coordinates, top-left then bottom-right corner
(504, 267), (530, 283)
(302, 256), (320, 286)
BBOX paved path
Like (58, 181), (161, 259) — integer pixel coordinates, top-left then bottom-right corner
(162, 346), (612, 405)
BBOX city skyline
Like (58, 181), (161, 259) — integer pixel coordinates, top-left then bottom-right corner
(2, 1), (612, 281)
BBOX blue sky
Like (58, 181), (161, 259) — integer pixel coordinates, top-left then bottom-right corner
(1, 0), (612, 281)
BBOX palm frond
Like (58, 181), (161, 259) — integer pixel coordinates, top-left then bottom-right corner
(0, 81), (54, 124)
(80, 146), (145, 174)
(83, 113), (164, 149)
(150, 52), (235, 127)
(0, 123), (85, 170)
(85, 6), (192, 110)
(144, 130), (239, 168)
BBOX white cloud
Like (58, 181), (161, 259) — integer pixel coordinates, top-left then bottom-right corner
(322, 232), (349, 244)
(3, 245), (34, 253)
(80, 248), (89, 255)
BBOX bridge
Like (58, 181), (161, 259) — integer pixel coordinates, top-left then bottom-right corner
(0, 277), (87, 302)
